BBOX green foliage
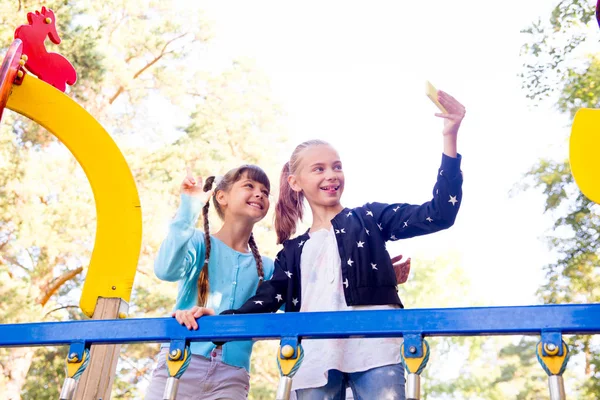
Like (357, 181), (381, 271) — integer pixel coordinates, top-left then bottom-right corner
(519, 0), (595, 105)
(511, 0), (600, 397)
(0, 0), (287, 398)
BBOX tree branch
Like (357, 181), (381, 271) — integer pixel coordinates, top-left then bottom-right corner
(37, 267), (84, 306)
(108, 32), (189, 105)
(0, 254), (29, 272)
(43, 305), (79, 319)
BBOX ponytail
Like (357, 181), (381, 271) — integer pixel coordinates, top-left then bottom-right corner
(197, 176), (216, 307)
(274, 162), (304, 244)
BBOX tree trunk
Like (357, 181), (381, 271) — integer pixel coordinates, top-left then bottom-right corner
(1, 267), (83, 398)
(584, 338), (591, 376)
(4, 347), (36, 400)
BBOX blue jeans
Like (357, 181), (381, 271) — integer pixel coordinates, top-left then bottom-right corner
(295, 362), (406, 400)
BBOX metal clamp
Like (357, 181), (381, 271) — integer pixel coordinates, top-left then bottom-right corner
(536, 332), (570, 400)
(401, 334), (430, 400)
(162, 340), (191, 400)
(60, 342), (89, 400)
(276, 337), (303, 400)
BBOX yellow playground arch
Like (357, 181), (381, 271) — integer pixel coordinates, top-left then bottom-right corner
(569, 108), (600, 205)
(1, 39), (142, 318)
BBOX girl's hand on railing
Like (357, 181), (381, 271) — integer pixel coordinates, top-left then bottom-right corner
(172, 306), (215, 330)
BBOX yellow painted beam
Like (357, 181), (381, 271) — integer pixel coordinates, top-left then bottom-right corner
(570, 108), (600, 205)
(6, 74), (142, 317)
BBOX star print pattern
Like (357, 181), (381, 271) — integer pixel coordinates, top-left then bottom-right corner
(221, 153), (462, 317)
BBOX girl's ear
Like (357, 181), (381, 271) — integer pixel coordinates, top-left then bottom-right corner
(287, 174), (302, 193)
(215, 189), (228, 207)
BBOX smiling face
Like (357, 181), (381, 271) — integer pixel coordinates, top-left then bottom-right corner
(288, 144), (344, 209)
(214, 168), (271, 223)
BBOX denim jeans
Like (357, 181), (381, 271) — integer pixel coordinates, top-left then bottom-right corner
(145, 348), (250, 400)
(295, 362), (406, 400)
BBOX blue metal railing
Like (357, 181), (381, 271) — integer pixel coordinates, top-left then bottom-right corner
(1, 304), (600, 347)
(1, 303), (597, 400)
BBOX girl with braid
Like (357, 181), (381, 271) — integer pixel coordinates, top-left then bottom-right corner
(145, 164), (274, 400)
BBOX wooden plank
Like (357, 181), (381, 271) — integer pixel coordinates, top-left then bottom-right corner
(74, 297), (128, 400)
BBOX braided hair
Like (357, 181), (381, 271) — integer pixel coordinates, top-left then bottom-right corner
(196, 165), (270, 306)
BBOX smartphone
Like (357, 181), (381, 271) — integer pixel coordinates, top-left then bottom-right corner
(425, 81), (447, 113)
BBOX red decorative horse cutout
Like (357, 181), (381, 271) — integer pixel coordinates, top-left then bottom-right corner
(14, 7), (77, 92)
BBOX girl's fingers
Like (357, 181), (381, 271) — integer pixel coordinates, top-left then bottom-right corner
(390, 254), (404, 264)
(438, 93), (465, 114)
(178, 312), (192, 329)
(192, 307), (204, 318)
(182, 177), (194, 188)
(184, 314), (194, 330)
(185, 166), (196, 185)
(189, 314), (198, 330)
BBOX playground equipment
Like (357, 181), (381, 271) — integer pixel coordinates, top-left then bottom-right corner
(1, 6), (599, 400)
(0, 7), (141, 399)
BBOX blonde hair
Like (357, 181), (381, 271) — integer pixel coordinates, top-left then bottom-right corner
(274, 139), (331, 244)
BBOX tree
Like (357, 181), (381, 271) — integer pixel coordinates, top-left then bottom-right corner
(397, 254), (508, 400)
(0, 1), (288, 398)
(507, 0), (600, 397)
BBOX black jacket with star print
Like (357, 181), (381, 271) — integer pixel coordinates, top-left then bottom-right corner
(223, 153), (463, 314)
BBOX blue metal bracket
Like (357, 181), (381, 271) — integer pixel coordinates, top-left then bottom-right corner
(66, 341), (86, 363)
(168, 339), (187, 361)
(280, 336), (300, 359)
(541, 330), (564, 357)
(403, 333), (423, 358)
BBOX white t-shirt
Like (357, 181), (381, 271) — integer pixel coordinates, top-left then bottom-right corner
(291, 227), (403, 391)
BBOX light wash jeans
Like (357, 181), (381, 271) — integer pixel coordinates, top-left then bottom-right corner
(295, 362), (406, 400)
